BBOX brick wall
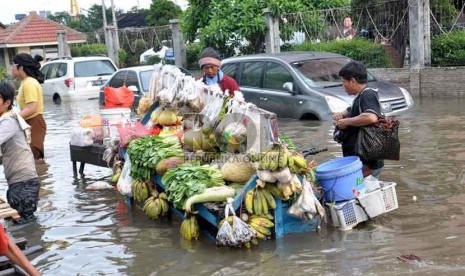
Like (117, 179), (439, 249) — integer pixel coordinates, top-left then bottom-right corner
(369, 67), (465, 97)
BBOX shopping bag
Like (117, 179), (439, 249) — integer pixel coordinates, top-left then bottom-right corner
(355, 116), (400, 161)
(117, 121), (151, 148)
(104, 86), (135, 108)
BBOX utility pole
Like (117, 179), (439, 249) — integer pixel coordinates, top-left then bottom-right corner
(110, 0), (120, 64)
(409, 0), (431, 68)
(101, 0), (117, 64)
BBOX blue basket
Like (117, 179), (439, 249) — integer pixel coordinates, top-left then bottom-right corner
(315, 156), (365, 202)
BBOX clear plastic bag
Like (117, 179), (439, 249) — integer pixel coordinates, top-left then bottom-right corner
(216, 201), (255, 247)
(231, 215), (256, 245)
(216, 203), (237, 247)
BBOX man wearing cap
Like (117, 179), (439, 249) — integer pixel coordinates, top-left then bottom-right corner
(198, 47), (239, 96)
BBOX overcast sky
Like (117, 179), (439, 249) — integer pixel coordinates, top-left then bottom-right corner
(0, 0), (187, 25)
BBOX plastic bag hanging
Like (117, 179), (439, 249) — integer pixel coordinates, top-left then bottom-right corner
(216, 200), (237, 246)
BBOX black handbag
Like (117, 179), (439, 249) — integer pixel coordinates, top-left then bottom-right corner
(355, 115), (400, 161)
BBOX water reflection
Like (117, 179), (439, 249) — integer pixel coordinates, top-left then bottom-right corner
(2, 97), (465, 275)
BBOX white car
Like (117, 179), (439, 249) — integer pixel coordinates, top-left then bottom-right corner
(40, 56), (118, 103)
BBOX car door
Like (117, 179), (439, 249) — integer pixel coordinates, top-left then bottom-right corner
(258, 61), (308, 119)
(124, 70), (142, 109)
(236, 61), (263, 104)
(41, 62), (67, 98)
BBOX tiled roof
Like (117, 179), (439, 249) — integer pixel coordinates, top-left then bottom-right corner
(0, 11), (87, 47)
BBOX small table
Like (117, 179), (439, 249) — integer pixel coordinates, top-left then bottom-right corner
(69, 144), (113, 176)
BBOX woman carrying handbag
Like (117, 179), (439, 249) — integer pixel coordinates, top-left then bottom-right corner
(331, 61), (386, 178)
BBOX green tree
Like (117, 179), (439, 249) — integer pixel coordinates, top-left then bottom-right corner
(183, 0), (349, 57)
(146, 0), (183, 26)
(48, 12), (75, 25)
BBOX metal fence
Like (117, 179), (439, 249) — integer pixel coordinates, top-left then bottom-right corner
(280, 0), (465, 68)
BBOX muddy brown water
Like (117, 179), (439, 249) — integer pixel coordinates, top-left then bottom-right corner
(2, 97), (465, 275)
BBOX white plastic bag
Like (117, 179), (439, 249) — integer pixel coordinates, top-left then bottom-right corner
(364, 175), (381, 192)
(70, 127), (94, 147)
(288, 176), (326, 220)
(116, 152), (133, 197)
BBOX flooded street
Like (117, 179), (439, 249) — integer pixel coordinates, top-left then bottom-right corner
(2, 97), (465, 275)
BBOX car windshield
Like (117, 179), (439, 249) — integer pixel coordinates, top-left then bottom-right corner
(140, 70), (152, 92)
(291, 57), (376, 88)
(74, 60), (117, 77)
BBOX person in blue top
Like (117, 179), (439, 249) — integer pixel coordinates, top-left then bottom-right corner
(332, 61), (384, 178)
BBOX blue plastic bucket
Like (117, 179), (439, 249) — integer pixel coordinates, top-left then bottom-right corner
(316, 156), (365, 202)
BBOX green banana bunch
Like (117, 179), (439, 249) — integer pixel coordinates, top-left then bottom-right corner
(180, 215), (200, 240)
(244, 188), (276, 216)
(111, 160), (123, 183)
(132, 180), (153, 202)
(111, 167), (122, 183)
(287, 151), (308, 174)
(258, 144), (299, 172)
(143, 192), (170, 220)
(264, 183), (285, 200)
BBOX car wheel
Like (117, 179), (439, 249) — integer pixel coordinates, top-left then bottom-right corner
(53, 94), (62, 104)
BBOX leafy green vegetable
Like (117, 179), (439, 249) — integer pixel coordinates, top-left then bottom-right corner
(127, 135), (184, 181)
(161, 163), (225, 209)
(279, 135), (296, 151)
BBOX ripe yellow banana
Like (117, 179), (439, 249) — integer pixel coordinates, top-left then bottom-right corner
(249, 221), (271, 236)
(250, 217), (274, 228)
(245, 190), (254, 214)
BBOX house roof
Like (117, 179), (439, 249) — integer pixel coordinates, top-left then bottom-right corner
(0, 11), (87, 48)
(117, 13), (147, 29)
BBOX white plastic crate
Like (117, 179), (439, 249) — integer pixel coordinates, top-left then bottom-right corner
(326, 182), (398, 230)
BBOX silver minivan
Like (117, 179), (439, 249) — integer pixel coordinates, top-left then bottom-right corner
(221, 52), (414, 120)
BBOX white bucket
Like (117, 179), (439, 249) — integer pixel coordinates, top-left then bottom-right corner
(100, 108), (131, 139)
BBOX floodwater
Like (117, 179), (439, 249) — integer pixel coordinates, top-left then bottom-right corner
(2, 97), (465, 275)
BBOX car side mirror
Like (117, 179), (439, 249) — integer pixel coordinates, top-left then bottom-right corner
(127, 85), (139, 93)
(283, 82), (295, 94)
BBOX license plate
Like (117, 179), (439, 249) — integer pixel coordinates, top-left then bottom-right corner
(92, 80), (105, 86)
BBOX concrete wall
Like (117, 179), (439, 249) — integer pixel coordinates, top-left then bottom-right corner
(369, 67), (465, 97)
